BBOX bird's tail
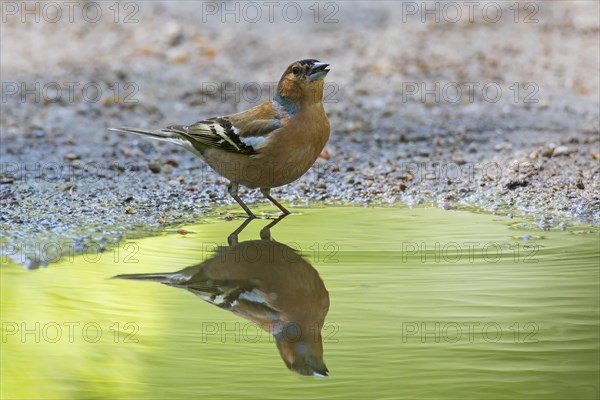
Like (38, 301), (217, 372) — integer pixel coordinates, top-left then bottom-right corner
(109, 127), (186, 146)
(112, 271), (186, 284)
(109, 127), (204, 156)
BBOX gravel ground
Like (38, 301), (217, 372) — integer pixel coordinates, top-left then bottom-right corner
(1, 1), (599, 268)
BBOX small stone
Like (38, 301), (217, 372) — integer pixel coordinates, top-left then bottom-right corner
(164, 21), (184, 46)
(519, 162), (535, 170)
(510, 160), (520, 172)
(505, 179), (528, 190)
(578, 86), (590, 95)
(536, 101), (550, 109)
(592, 153), (600, 160)
(148, 161), (161, 173)
(162, 165), (173, 174)
(176, 228), (190, 235)
(541, 147), (554, 158)
(140, 47), (155, 56)
(33, 129), (46, 138)
(529, 151), (538, 159)
(399, 183), (407, 191)
(352, 120), (364, 131)
(576, 180), (585, 190)
(552, 146), (570, 157)
(64, 153), (80, 161)
(204, 47), (217, 58)
(319, 149), (331, 160)
(125, 206), (136, 214)
(167, 49), (189, 64)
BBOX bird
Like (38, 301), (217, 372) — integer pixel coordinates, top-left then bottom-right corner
(113, 215), (331, 376)
(110, 59), (331, 218)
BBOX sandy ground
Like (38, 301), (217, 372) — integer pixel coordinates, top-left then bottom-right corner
(1, 1), (599, 268)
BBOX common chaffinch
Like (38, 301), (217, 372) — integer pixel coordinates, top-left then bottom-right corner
(114, 215), (330, 376)
(110, 59), (331, 218)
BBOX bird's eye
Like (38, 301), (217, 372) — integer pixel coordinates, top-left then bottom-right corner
(292, 66), (300, 75)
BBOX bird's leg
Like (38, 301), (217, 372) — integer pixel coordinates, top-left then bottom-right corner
(227, 182), (256, 219)
(260, 188), (291, 215)
(227, 217), (254, 246)
(259, 213), (289, 241)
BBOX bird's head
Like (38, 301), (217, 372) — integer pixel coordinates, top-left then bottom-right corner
(275, 324), (328, 377)
(275, 59), (330, 107)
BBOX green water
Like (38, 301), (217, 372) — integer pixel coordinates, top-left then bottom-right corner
(1, 207), (599, 399)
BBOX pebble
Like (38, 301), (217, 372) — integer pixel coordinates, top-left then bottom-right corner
(319, 149), (331, 160)
(163, 21), (184, 46)
(541, 147), (554, 158)
(64, 153), (80, 161)
(33, 129), (46, 138)
(148, 162), (162, 174)
(536, 101), (550, 109)
(506, 179), (528, 190)
(167, 49), (189, 64)
(552, 146), (571, 157)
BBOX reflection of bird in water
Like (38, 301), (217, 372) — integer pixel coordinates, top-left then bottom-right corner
(113, 215), (330, 376)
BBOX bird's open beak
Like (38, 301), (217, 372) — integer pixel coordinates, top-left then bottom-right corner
(308, 62), (330, 80)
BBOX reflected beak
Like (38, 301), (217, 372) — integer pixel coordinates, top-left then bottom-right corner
(308, 62), (330, 80)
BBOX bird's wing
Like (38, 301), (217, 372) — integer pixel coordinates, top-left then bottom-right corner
(166, 101), (285, 155)
(187, 281), (280, 318)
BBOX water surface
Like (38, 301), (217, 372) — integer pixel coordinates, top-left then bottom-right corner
(2, 207), (598, 399)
